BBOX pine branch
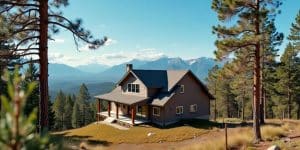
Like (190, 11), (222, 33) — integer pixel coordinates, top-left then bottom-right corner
(0, 1), (39, 7)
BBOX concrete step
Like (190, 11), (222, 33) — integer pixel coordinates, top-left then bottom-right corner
(104, 117), (116, 123)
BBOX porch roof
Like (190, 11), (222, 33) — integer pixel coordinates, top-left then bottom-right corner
(95, 89), (149, 105)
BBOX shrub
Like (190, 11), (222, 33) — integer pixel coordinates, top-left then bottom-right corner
(0, 69), (55, 149)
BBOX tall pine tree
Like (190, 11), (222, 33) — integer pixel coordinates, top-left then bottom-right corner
(274, 43), (300, 119)
(212, 0), (282, 141)
(64, 94), (74, 129)
(53, 90), (66, 130)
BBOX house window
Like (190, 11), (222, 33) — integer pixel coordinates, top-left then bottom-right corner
(179, 85), (184, 93)
(176, 106), (184, 114)
(136, 84), (140, 93)
(127, 83), (140, 93)
(128, 84), (132, 92)
(190, 104), (197, 112)
(153, 107), (160, 116)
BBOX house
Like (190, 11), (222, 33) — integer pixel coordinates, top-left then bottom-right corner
(95, 64), (214, 126)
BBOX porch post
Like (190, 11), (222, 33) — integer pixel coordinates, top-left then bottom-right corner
(131, 105), (136, 125)
(108, 101), (111, 117)
(97, 99), (101, 122)
(116, 103), (119, 119)
(148, 105), (151, 120)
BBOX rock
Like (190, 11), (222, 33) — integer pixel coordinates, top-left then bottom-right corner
(281, 137), (291, 143)
(147, 132), (155, 137)
(267, 145), (280, 150)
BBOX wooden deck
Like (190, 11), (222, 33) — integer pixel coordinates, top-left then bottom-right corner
(98, 111), (150, 125)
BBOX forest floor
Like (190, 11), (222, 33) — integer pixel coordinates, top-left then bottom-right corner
(51, 119), (300, 150)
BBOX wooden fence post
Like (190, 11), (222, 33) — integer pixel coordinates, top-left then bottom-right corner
(225, 123), (228, 150)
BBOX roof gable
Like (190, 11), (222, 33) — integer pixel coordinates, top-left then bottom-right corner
(116, 69), (214, 99)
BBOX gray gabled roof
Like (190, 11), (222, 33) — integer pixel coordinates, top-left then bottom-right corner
(96, 69), (214, 106)
(119, 69), (188, 91)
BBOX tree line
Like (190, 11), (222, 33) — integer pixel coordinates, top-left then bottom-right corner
(52, 84), (97, 130)
(209, 2), (300, 141)
(0, 0), (107, 133)
(211, 0), (300, 141)
(0, 61), (97, 131)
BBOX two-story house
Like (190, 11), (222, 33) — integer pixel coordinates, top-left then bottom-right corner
(95, 64), (214, 126)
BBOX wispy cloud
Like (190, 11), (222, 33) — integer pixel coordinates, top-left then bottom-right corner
(49, 38), (65, 44)
(104, 38), (117, 46)
(48, 49), (166, 67)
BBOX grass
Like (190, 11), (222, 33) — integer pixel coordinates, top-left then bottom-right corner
(52, 119), (218, 144)
(186, 120), (300, 150)
(52, 119), (300, 149)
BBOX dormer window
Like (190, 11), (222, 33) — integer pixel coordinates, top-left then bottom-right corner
(127, 83), (140, 93)
(179, 85), (184, 93)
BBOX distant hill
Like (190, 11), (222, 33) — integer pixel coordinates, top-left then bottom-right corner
(48, 57), (225, 100)
(96, 57), (224, 82)
(76, 63), (109, 73)
(50, 82), (115, 101)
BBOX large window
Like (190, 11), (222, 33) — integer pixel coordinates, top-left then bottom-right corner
(127, 83), (140, 93)
(153, 107), (160, 116)
(190, 104), (197, 112)
(176, 106), (184, 114)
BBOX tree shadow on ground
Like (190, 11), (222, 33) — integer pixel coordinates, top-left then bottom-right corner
(140, 119), (282, 130)
(50, 132), (111, 148)
(141, 119), (224, 129)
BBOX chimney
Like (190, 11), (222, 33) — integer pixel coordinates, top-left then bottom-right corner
(126, 64), (133, 72)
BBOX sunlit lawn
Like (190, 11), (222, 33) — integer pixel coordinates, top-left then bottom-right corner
(52, 119), (218, 144)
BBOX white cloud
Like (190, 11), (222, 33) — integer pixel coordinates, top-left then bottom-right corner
(48, 49), (166, 67)
(104, 38), (117, 46)
(49, 38), (65, 44)
(78, 44), (91, 51)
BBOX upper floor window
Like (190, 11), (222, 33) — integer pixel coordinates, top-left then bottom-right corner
(179, 85), (184, 93)
(127, 83), (140, 93)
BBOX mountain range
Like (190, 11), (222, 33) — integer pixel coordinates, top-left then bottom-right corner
(48, 57), (225, 99)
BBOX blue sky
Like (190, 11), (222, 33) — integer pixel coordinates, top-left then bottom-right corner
(48, 0), (300, 66)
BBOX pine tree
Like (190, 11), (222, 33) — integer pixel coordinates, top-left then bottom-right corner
(260, 18), (283, 124)
(211, 0), (282, 141)
(229, 58), (253, 121)
(53, 90), (66, 130)
(48, 99), (55, 131)
(75, 84), (93, 126)
(207, 65), (220, 121)
(288, 10), (300, 51)
(0, 0), (107, 132)
(64, 94), (73, 129)
(72, 102), (80, 128)
(23, 61), (39, 117)
(274, 43), (300, 119)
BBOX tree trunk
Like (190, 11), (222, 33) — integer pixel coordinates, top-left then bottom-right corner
(38, 0), (49, 133)
(214, 82), (217, 121)
(287, 88), (291, 119)
(242, 91), (245, 121)
(252, 0), (262, 142)
(260, 60), (265, 124)
(297, 102), (300, 120)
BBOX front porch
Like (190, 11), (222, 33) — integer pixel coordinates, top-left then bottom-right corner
(96, 97), (151, 126)
(98, 111), (150, 125)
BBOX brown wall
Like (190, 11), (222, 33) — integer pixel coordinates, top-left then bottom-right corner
(153, 73), (210, 125)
